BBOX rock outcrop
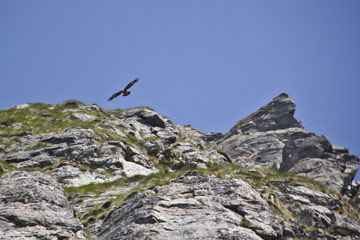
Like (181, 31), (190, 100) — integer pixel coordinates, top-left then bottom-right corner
(99, 172), (360, 240)
(216, 93), (359, 193)
(0, 95), (359, 239)
(99, 172), (282, 240)
(0, 171), (84, 239)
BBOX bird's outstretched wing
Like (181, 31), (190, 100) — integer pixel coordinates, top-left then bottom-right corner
(108, 90), (123, 101)
(124, 78), (139, 91)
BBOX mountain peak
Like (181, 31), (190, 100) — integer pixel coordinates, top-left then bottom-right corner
(217, 93), (358, 194)
(225, 93), (303, 138)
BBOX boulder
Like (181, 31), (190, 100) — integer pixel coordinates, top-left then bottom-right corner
(71, 113), (96, 121)
(52, 164), (117, 187)
(118, 108), (179, 140)
(0, 171), (83, 239)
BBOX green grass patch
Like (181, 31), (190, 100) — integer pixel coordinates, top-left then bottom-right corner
(265, 193), (295, 221)
(154, 160), (173, 171)
(304, 226), (316, 232)
(240, 218), (249, 228)
(0, 102), (95, 137)
(125, 133), (141, 145)
(0, 160), (18, 176)
(72, 169), (190, 225)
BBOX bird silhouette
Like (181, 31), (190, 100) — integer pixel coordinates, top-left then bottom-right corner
(108, 78), (139, 101)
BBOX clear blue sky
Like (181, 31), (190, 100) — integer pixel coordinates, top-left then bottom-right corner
(1, 1), (359, 180)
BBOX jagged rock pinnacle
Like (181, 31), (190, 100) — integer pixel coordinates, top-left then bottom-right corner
(225, 93), (303, 138)
(217, 93), (358, 194)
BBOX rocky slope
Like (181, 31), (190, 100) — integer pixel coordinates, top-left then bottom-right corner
(0, 93), (359, 240)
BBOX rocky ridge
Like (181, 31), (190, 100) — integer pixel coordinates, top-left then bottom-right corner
(0, 94), (359, 239)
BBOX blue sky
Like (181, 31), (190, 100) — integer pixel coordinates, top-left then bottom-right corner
(1, 1), (359, 180)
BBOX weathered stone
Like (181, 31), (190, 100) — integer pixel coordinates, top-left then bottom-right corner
(0, 171), (82, 239)
(176, 124), (222, 147)
(296, 207), (331, 228)
(80, 104), (102, 112)
(203, 149), (231, 163)
(218, 130), (287, 169)
(330, 213), (360, 236)
(4, 143), (66, 168)
(65, 141), (158, 177)
(262, 180), (360, 239)
(71, 113), (96, 121)
(142, 141), (164, 156)
(117, 108), (179, 141)
(120, 108), (166, 128)
(223, 93), (303, 136)
(103, 125), (127, 137)
(333, 145), (349, 154)
(287, 158), (346, 192)
(14, 103), (30, 109)
(41, 128), (96, 144)
(52, 164), (116, 187)
(284, 185), (342, 210)
(280, 135), (333, 171)
(201, 132), (223, 142)
(139, 110), (166, 128)
(102, 120), (129, 137)
(116, 158), (159, 177)
(99, 173), (282, 240)
(171, 160), (207, 170)
(349, 182), (360, 211)
(59, 100), (81, 110)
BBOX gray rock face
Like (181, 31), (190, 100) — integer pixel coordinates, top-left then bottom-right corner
(98, 172), (360, 240)
(331, 212), (360, 236)
(105, 108), (180, 141)
(216, 93), (359, 193)
(99, 173), (282, 240)
(42, 128), (97, 144)
(71, 113), (96, 121)
(225, 93), (303, 136)
(52, 164), (116, 187)
(0, 171), (83, 239)
(4, 145), (63, 168)
(176, 124), (223, 146)
(348, 181), (360, 212)
(1, 127), (158, 186)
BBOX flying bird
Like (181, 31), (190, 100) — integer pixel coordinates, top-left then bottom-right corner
(108, 78), (139, 101)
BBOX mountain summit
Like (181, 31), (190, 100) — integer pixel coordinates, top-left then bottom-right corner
(217, 93), (358, 193)
(0, 94), (359, 239)
(225, 93), (303, 137)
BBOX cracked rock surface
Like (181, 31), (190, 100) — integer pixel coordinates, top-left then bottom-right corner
(0, 171), (84, 239)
